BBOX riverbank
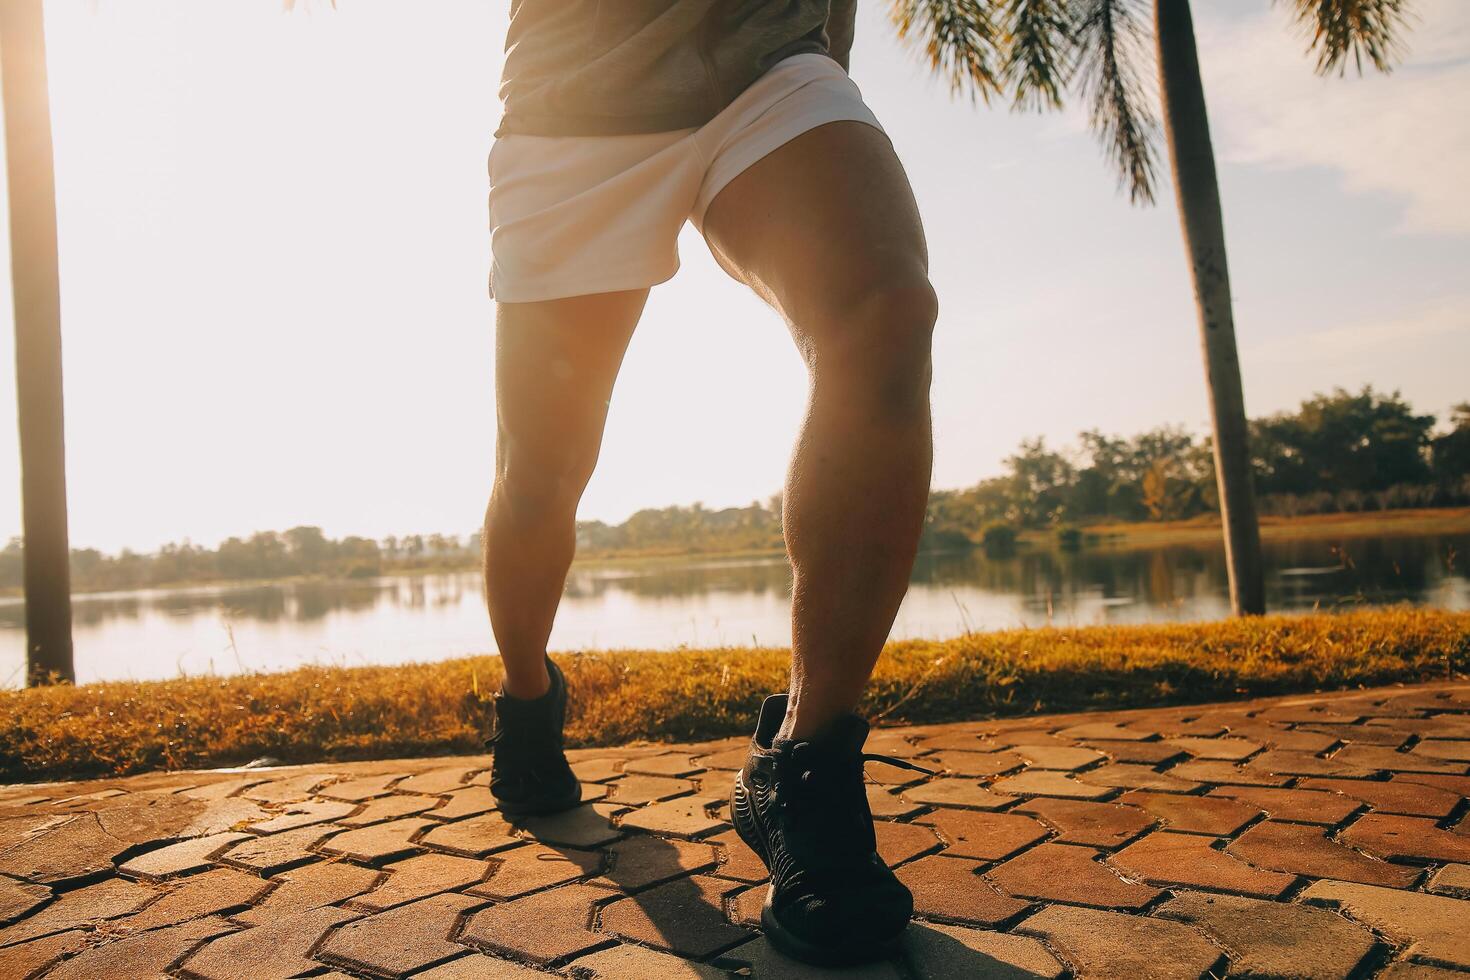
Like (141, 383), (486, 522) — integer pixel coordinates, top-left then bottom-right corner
(1050, 506), (1470, 550)
(3, 607), (1466, 782)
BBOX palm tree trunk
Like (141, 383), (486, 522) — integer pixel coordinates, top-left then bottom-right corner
(1, 0), (75, 683)
(1154, 0), (1265, 615)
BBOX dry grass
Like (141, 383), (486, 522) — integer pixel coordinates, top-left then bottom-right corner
(3, 607), (1466, 783)
(1055, 506), (1470, 549)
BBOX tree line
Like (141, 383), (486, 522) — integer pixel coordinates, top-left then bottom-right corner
(2, 387), (1464, 594)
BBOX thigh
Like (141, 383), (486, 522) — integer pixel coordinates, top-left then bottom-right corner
(700, 121), (929, 332)
(494, 290), (647, 470)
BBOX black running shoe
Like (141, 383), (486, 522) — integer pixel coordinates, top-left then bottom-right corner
(486, 657), (581, 818)
(731, 693), (930, 966)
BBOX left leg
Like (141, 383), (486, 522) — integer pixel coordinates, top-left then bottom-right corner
(701, 121), (937, 742)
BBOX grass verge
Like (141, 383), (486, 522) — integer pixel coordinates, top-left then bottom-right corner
(3, 606), (1466, 783)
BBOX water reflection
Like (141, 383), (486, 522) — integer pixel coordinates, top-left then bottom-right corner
(1, 530), (1465, 687)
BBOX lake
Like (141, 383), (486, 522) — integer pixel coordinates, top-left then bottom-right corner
(3, 528), (1467, 687)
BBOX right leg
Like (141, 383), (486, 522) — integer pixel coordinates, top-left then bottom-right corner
(483, 289), (646, 698)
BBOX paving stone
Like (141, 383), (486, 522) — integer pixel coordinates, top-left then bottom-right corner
(624, 755), (702, 778)
(1011, 744), (1106, 770)
(0, 877), (153, 948)
(414, 953), (552, 979)
(179, 797), (273, 835)
(422, 813), (520, 856)
(917, 809), (1049, 861)
(1393, 772), (1470, 796)
(592, 835), (718, 891)
(918, 731), (1005, 752)
(1162, 736), (1261, 760)
(318, 772), (408, 802)
(922, 751), (1025, 777)
(1014, 798), (1153, 849)
(1299, 777), (1463, 818)
(461, 883), (606, 965)
(396, 767), (475, 795)
(1255, 706), (1362, 724)
(602, 874), (751, 957)
(1168, 759), (1291, 786)
(1414, 739), (1470, 762)
(894, 855), (1031, 925)
(606, 774), (698, 805)
(319, 891), (483, 976)
(336, 793), (439, 827)
(1016, 904), (1224, 979)
(1340, 813), (1470, 863)
(1301, 879), (1470, 969)
(572, 944), (730, 978)
(618, 797), (724, 838)
(177, 906), (354, 979)
(709, 829), (767, 883)
(319, 816), (434, 862)
(221, 824), (332, 874)
(47, 914), (235, 980)
(1378, 716), (1470, 739)
(1081, 740), (1187, 765)
(1376, 963), (1470, 979)
(987, 843), (1161, 910)
(471, 842), (604, 898)
(1332, 744), (1468, 774)
(1233, 727), (1339, 753)
(1056, 722), (1157, 741)
(235, 859), (382, 923)
(1156, 890), (1374, 979)
(0, 877), (50, 925)
(1247, 750), (1378, 778)
(1205, 785), (1361, 824)
(867, 784), (924, 819)
(243, 798), (356, 833)
(1427, 863), (1470, 897)
(513, 803), (626, 848)
(1298, 723), (1408, 746)
(1109, 831), (1296, 897)
(693, 747), (754, 772)
(241, 772), (338, 804)
(1226, 821), (1420, 888)
(899, 778), (1016, 810)
(903, 921), (1064, 979)
(433, 787), (499, 820)
(569, 757), (624, 783)
(865, 759), (931, 786)
(0, 930), (87, 979)
(720, 937), (904, 978)
(116, 866), (270, 933)
(352, 852), (490, 910)
(990, 771), (1112, 800)
(0, 813), (131, 883)
(119, 831), (251, 879)
(866, 729), (924, 758)
(872, 821), (938, 865)
(1114, 790), (1259, 835)
(179, 777), (268, 802)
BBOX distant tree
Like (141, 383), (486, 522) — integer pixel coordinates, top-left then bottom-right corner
(1431, 403), (1470, 483)
(1251, 387), (1434, 495)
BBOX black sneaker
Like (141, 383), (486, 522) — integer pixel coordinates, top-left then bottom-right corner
(486, 657), (581, 818)
(731, 694), (930, 966)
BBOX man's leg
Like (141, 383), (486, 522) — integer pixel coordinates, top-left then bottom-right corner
(484, 290), (646, 698)
(702, 121), (936, 741)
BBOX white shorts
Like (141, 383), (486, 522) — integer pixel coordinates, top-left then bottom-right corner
(488, 53), (884, 303)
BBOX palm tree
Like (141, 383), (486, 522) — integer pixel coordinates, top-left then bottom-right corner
(889, 0), (1414, 615)
(1, 0), (74, 683)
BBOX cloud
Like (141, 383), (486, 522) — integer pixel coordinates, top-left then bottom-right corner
(1196, 0), (1470, 236)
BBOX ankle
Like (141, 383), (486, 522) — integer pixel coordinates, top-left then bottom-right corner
(501, 658), (551, 700)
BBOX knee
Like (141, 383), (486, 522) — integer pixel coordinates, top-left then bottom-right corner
(493, 438), (598, 524)
(808, 270), (938, 411)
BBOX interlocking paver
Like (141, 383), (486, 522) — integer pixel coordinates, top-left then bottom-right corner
(1011, 743), (1105, 770)
(903, 922), (1064, 979)
(1157, 890), (1375, 979)
(602, 874), (751, 957)
(708, 829), (766, 883)
(352, 852), (490, 910)
(119, 830), (250, 879)
(899, 778), (1015, 810)
(414, 953), (551, 978)
(177, 906), (354, 979)
(241, 772), (337, 804)
(624, 754), (701, 778)
(115, 866), (270, 932)
(618, 796), (724, 838)
(221, 823), (333, 874)
(337, 793), (439, 827)
(0, 813), (132, 883)
(0, 877), (50, 924)
(433, 786), (499, 820)
(461, 883), (605, 965)
(1056, 722), (1157, 741)
(571, 943), (731, 978)
(462, 842), (600, 899)
(1114, 789), (1259, 835)
(1163, 736), (1261, 760)
(0, 930), (87, 979)
(243, 797), (355, 833)
(47, 915), (235, 980)
(1247, 749), (1378, 778)
(422, 813), (520, 856)
(987, 843), (1162, 909)
(568, 757), (623, 783)
(1227, 821), (1420, 888)
(396, 767), (476, 795)
(1332, 744), (1469, 774)
(1426, 863), (1470, 897)
(1300, 776), (1463, 818)
(867, 783), (924, 818)
(1301, 879), (1470, 969)
(235, 859), (381, 923)
(1014, 798), (1153, 848)
(1075, 762), (1203, 794)
(1081, 740), (1187, 765)
(319, 816), (435, 862)
(721, 937), (904, 978)
(990, 770), (1111, 800)
(894, 855), (1030, 925)
(595, 835), (719, 891)
(916, 809), (1049, 861)
(319, 891), (483, 976)
(0, 877), (153, 948)
(1168, 759), (1291, 786)
(1109, 831), (1297, 897)
(922, 750), (1025, 777)
(1205, 785), (1360, 824)
(517, 803), (626, 847)
(318, 772), (408, 802)
(1016, 905), (1224, 978)
(607, 774), (698, 805)
(1340, 812), (1470, 863)
(1393, 771), (1470, 795)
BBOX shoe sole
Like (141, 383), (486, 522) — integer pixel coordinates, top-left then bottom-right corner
(732, 770), (906, 967)
(494, 781), (582, 819)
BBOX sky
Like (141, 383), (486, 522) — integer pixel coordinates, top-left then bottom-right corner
(0, 0), (1466, 554)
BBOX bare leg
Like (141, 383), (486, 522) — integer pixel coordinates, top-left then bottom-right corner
(701, 122), (937, 741)
(484, 290), (646, 698)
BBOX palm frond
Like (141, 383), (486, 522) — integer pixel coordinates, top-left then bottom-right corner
(999, 0), (1075, 112)
(1070, 0), (1159, 205)
(888, 0), (1004, 102)
(1277, 0), (1412, 76)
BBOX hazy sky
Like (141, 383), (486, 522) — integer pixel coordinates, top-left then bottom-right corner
(1, 0), (1467, 554)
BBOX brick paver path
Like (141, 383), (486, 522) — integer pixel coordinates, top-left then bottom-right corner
(3, 681), (1470, 978)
